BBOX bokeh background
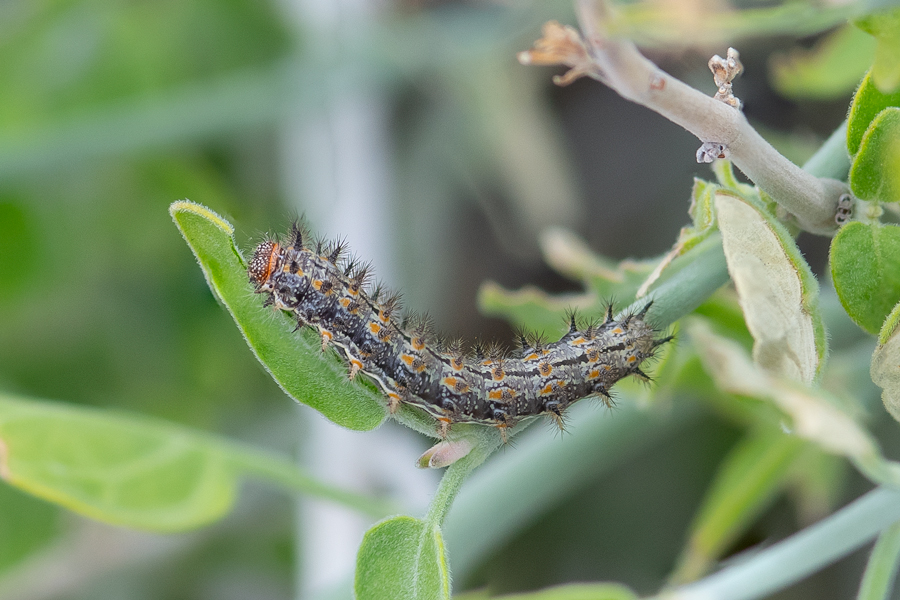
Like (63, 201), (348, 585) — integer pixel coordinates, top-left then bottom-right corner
(0, 1), (880, 599)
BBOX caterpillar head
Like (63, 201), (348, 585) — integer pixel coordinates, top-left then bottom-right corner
(248, 240), (278, 287)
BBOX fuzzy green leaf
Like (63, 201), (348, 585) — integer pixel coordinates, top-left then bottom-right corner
(355, 516), (450, 600)
(0, 394), (230, 531)
(850, 107), (900, 202)
(169, 200), (385, 431)
(871, 300), (900, 424)
(831, 222), (900, 335)
(0, 393), (391, 531)
(715, 191), (825, 383)
(855, 9), (900, 94)
(672, 428), (804, 583)
(848, 71), (900, 156)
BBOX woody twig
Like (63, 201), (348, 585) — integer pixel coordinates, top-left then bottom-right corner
(518, 0), (849, 235)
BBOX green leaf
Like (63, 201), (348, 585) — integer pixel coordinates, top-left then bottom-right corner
(715, 191), (825, 383)
(0, 394), (235, 531)
(169, 200), (386, 431)
(689, 178), (719, 233)
(855, 9), (900, 94)
(0, 393), (391, 531)
(770, 26), (875, 100)
(831, 222), (900, 335)
(848, 71), (900, 156)
(871, 300), (900, 423)
(671, 428), (804, 583)
(857, 520), (900, 600)
(850, 107), (900, 202)
(355, 516), (450, 600)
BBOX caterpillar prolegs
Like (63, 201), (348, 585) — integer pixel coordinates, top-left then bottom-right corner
(248, 223), (671, 439)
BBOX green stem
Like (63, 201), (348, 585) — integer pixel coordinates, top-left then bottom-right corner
(425, 442), (492, 528)
(666, 487), (900, 600)
(858, 520), (900, 600)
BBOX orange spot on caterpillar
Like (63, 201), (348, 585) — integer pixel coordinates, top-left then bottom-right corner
(387, 393), (401, 413)
(492, 367), (505, 381)
(443, 377), (469, 393)
(450, 357), (465, 371)
(412, 337), (426, 351)
(539, 362), (553, 377)
(589, 369), (600, 379)
(525, 353), (539, 361)
(340, 298), (351, 307)
(488, 388), (515, 401)
(572, 337), (587, 345)
(540, 384), (554, 395)
(613, 327), (624, 334)
(401, 354), (427, 373)
(369, 322), (382, 334)
(627, 355), (637, 363)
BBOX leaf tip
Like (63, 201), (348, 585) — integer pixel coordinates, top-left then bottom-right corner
(169, 200), (234, 236)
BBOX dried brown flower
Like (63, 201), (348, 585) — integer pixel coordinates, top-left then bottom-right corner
(517, 20), (594, 86)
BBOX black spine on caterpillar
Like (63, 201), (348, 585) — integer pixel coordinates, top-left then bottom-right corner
(248, 226), (672, 438)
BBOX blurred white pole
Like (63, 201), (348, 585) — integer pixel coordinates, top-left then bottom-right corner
(274, 1), (438, 598)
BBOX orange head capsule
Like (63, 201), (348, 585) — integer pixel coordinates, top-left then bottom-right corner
(248, 241), (279, 285)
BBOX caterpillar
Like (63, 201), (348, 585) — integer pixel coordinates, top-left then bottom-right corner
(248, 223), (671, 439)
